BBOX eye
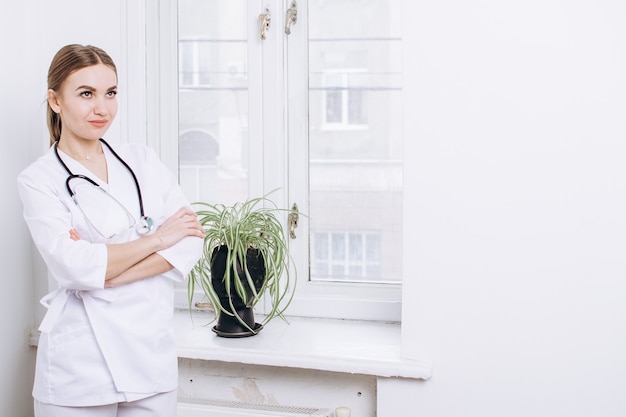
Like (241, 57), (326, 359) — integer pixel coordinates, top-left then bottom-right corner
(80, 91), (93, 98)
(107, 90), (118, 98)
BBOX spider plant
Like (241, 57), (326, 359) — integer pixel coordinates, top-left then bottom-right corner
(188, 193), (297, 336)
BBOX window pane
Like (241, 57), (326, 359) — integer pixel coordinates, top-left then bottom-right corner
(178, 0), (248, 205)
(348, 89), (365, 125)
(325, 90), (342, 123)
(180, 42), (194, 86)
(331, 233), (346, 260)
(349, 233), (362, 261)
(308, 0), (402, 284)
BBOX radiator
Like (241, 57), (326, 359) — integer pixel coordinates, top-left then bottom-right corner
(177, 399), (333, 417)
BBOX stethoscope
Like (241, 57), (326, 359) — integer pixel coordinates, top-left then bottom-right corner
(54, 138), (154, 235)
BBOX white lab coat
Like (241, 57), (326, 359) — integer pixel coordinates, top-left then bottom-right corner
(17, 141), (203, 407)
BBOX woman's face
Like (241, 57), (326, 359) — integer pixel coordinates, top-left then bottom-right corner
(48, 63), (118, 143)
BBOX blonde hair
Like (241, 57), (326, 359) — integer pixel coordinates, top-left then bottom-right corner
(46, 44), (117, 146)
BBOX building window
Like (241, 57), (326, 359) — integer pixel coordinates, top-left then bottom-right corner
(323, 70), (368, 128)
(312, 231), (381, 281)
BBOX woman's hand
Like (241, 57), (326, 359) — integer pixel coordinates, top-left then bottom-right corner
(69, 228), (80, 241)
(151, 207), (205, 251)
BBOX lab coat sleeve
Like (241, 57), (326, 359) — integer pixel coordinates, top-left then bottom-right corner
(17, 168), (107, 290)
(143, 146), (203, 283)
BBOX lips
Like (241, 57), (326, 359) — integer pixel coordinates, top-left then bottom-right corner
(89, 120), (108, 128)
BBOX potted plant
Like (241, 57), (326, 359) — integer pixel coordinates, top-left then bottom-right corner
(188, 193), (297, 337)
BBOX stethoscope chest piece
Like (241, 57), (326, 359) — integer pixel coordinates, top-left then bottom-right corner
(137, 216), (154, 235)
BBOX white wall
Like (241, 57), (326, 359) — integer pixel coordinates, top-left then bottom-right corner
(0, 4), (37, 415)
(2, 2), (124, 416)
(399, 1), (626, 416)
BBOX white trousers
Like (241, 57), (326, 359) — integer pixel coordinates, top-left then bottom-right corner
(34, 390), (177, 417)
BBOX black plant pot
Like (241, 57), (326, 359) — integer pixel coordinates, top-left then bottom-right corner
(209, 245), (266, 337)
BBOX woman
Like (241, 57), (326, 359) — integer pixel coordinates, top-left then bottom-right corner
(17, 44), (205, 416)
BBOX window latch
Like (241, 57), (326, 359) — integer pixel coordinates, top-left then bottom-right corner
(259, 8), (271, 40)
(288, 203), (299, 239)
(285, 1), (298, 35)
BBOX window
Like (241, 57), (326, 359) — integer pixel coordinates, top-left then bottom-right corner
(305, 0), (403, 290)
(173, 0), (402, 321)
(177, 0), (249, 206)
(312, 231), (381, 281)
(321, 69), (368, 128)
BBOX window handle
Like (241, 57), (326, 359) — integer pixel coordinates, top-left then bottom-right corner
(288, 203), (299, 239)
(259, 8), (271, 40)
(285, 0), (298, 35)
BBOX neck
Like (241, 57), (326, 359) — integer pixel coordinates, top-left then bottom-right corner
(57, 139), (103, 161)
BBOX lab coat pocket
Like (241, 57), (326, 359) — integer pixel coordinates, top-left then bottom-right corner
(45, 324), (113, 399)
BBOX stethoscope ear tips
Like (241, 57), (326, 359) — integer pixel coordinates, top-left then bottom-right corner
(136, 216), (154, 235)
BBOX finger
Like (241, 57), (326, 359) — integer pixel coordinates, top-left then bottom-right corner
(178, 207), (198, 218)
(69, 229), (81, 241)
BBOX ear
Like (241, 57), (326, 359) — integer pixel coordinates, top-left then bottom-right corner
(47, 89), (61, 113)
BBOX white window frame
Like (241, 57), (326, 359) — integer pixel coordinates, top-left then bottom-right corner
(140, 0), (401, 323)
(285, 0), (401, 322)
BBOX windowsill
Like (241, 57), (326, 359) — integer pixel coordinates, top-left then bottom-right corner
(173, 309), (432, 380)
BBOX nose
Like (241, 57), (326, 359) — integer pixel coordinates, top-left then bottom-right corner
(93, 96), (108, 116)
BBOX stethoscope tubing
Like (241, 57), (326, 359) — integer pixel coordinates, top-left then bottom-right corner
(54, 138), (152, 235)
(64, 174), (99, 197)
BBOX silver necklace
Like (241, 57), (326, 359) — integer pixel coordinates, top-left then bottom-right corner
(59, 145), (103, 161)
(84, 150), (102, 160)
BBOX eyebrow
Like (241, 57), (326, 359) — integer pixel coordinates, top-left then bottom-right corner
(75, 85), (118, 92)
